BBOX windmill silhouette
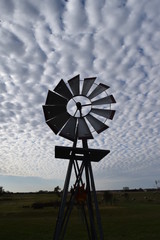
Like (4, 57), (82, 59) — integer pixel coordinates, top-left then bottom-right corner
(43, 75), (116, 240)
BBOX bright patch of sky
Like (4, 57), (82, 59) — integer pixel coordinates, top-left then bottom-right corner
(0, 0), (160, 192)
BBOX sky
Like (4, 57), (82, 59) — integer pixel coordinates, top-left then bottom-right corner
(0, 0), (160, 192)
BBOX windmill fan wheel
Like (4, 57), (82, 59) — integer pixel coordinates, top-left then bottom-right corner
(43, 75), (116, 141)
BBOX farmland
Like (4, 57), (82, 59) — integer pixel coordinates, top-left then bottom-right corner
(0, 190), (160, 240)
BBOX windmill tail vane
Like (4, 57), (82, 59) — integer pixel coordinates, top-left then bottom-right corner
(43, 74), (116, 240)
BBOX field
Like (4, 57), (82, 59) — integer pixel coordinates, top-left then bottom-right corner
(0, 190), (160, 240)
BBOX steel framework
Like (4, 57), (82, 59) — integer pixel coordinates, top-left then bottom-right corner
(43, 75), (116, 240)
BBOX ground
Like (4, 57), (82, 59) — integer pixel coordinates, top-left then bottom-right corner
(0, 190), (160, 240)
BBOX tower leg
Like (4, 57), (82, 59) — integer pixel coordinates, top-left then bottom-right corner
(83, 139), (104, 240)
(85, 160), (98, 240)
(53, 159), (74, 240)
(88, 161), (104, 240)
(60, 160), (85, 239)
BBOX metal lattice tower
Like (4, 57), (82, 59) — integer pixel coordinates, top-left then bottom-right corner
(43, 75), (116, 240)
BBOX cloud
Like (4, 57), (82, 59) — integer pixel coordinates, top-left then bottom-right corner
(63, 0), (88, 34)
(0, 0), (15, 17)
(0, 0), (160, 191)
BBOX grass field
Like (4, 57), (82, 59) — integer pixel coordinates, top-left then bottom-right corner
(0, 190), (160, 240)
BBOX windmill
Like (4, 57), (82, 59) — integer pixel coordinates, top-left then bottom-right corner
(43, 75), (116, 240)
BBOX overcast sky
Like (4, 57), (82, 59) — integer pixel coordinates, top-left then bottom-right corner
(0, 0), (160, 192)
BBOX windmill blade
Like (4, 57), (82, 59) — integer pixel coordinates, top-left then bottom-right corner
(43, 105), (66, 121)
(68, 75), (80, 96)
(59, 117), (77, 141)
(86, 114), (109, 134)
(88, 83), (110, 100)
(90, 108), (116, 120)
(54, 79), (73, 100)
(45, 90), (68, 105)
(91, 95), (116, 105)
(81, 77), (96, 96)
(46, 112), (70, 134)
(78, 118), (93, 139)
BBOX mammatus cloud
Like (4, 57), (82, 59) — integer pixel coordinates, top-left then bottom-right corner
(0, 0), (160, 191)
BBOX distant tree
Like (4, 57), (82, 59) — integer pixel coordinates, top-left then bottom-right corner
(155, 180), (160, 190)
(38, 190), (48, 194)
(54, 186), (61, 198)
(0, 186), (4, 195)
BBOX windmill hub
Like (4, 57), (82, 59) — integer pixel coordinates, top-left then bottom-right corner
(67, 95), (91, 118)
(76, 101), (82, 110)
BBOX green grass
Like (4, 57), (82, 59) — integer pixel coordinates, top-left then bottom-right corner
(101, 204), (160, 240)
(0, 191), (160, 240)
